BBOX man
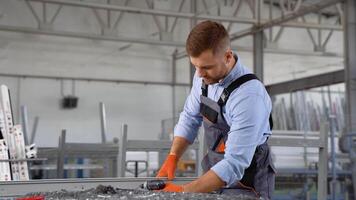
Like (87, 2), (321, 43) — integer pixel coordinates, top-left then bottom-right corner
(156, 20), (275, 199)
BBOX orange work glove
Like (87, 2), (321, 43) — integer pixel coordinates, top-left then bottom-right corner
(216, 140), (226, 153)
(162, 182), (184, 192)
(17, 196), (45, 200)
(156, 154), (178, 180)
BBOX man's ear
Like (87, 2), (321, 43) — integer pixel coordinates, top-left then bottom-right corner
(225, 49), (233, 64)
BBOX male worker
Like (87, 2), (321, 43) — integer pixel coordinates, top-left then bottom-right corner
(156, 20), (275, 199)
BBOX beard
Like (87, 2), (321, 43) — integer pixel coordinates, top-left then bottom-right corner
(203, 77), (219, 85)
(201, 63), (230, 85)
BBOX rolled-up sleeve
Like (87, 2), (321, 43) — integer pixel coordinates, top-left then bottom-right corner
(211, 92), (269, 187)
(174, 75), (203, 143)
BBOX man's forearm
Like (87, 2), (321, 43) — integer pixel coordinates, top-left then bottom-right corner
(183, 170), (226, 193)
(169, 136), (190, 159)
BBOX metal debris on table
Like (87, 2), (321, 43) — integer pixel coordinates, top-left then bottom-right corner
(24, 185), (259, 200)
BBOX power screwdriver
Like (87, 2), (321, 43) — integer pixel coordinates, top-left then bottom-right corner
(140, 180), (166, 190)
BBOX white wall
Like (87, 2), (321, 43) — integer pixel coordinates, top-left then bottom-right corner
(0, 34), (183, 146)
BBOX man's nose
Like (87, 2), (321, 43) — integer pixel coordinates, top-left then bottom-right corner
(196, 68), (205, 77)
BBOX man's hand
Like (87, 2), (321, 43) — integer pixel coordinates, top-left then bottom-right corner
(156, 154), (178, 180)
(162, 182), (184, 192)
(156, 136), (190, 180)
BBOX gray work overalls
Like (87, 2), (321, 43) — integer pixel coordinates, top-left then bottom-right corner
(200, 74), (276, 199)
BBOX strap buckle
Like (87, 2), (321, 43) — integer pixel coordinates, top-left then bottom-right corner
(218, 89), (229, 106)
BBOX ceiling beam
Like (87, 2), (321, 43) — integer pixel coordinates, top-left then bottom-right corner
(27, 0), (342, 31)
(266, 69), (345, 95)
(0, 73), (190, 87)
(231, 0), (344, 40)
(0, 24), (343, 58)
(28, 0), (257, 24)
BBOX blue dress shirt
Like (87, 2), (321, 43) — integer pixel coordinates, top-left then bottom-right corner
(174, 55), (272, 187)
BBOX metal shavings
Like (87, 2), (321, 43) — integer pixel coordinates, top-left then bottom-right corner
(25, 185), (259, 200)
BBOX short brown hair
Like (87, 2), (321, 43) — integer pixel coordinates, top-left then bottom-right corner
(186, 20), (230, 57)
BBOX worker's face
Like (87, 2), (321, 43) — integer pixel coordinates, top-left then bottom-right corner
(190, 49), (233, 85)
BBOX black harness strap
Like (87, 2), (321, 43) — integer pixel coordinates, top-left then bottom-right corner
(201, 80), (208, 97)
(217, 74), (273, 130)
(217, 74), (258, 106)
(200, 74), (273, 130)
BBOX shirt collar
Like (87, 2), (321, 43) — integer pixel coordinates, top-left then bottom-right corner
(218, 53), (242, 87)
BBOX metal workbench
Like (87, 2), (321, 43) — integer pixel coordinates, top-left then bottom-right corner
(0, 177), (194, 197)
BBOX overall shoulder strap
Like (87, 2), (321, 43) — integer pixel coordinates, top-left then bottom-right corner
(217, 74), (274, 130)
(218, 74), (258, 106)
(201, 80), (208, 97)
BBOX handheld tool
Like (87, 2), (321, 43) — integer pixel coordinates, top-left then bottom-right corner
(140, 180), (166, 190)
